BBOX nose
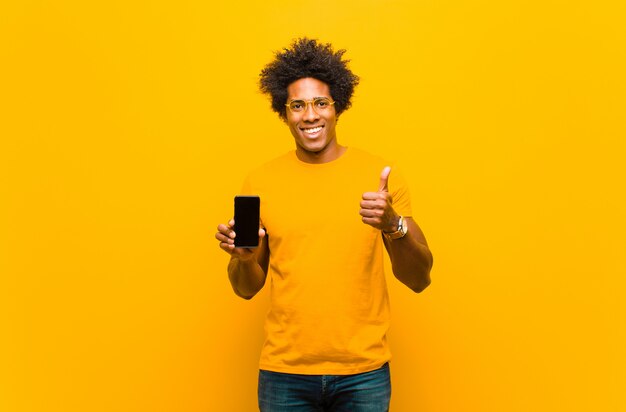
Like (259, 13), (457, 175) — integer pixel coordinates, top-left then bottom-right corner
(302, 102), (320, 122)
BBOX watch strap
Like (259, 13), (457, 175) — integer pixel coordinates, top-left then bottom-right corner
(383, 216), (408, 240)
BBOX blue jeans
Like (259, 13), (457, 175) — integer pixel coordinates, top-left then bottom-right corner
(258, 363), (391, 412)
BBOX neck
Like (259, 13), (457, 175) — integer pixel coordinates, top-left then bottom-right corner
(296, 143), (347, 164)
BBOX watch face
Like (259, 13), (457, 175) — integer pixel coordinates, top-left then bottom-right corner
(383, 216), (408, 240)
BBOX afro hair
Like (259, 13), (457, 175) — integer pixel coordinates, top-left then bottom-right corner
(259, 38), (360, 120)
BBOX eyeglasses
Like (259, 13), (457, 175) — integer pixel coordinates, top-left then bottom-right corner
(285, 97), (335, 113)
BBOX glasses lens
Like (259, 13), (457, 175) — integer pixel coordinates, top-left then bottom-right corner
(289, 100), (305, 112)
(314, 98), (332, 110)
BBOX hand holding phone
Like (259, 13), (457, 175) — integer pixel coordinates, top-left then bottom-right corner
(233, 195), (260, 248)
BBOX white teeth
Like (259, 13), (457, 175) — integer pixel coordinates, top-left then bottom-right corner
(303, 126), (322, 134)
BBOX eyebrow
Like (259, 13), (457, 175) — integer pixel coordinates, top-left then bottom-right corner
(288, 96), (328, 102)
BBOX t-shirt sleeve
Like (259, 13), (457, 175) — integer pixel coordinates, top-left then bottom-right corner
(389, 164), (412, 217)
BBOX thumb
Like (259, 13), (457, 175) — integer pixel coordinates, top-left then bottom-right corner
(378, 166), (391, 192)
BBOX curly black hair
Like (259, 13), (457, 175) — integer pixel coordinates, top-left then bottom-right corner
(259, 38), (360, 120)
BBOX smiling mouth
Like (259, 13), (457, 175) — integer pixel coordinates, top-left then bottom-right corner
(302, 126), (323, 135)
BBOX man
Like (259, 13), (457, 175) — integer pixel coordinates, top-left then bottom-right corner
(215, 38), (433, 412)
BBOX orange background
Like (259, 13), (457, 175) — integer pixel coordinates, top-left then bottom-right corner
(1, 1), (624, 411)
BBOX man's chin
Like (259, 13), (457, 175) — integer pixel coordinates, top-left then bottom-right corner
(297, 139), (327, 154)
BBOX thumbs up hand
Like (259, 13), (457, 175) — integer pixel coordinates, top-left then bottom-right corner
(360, 166), (400, 232)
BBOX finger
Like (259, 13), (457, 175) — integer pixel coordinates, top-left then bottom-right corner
(217, 223), (235, 237)
(359, 208), (384, 218)
(215, 232), (234, 244)
(360, 199), (388, 209)
(361, 216), (382, 228)
(228, 219), (235, 228)
(362, 192), (391, 203)
(378, 166), (391, 192)
(362, 192), (389, 201)
(219, 242), (235, 252)
(259, 228), (266, 239)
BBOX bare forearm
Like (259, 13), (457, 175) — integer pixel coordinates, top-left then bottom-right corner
(385, 219), (433, 293)
(217, 220), (269, 300)
(228, 257), (267, 299)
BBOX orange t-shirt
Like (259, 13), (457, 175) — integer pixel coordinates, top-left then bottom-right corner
(242, 147), (412, 375)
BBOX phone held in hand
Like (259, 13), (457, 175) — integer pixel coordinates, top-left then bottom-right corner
(234, 195), (260, 248)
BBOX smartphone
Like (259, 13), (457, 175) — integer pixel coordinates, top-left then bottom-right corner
(234, 195), (260, 248)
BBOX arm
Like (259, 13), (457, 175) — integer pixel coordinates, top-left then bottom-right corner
(382, 217), (433, 293)
(360, 167), (433, 293)
(216, 219), (270, 299)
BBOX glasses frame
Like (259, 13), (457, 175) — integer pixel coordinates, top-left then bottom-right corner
(285, 97), (336, 114)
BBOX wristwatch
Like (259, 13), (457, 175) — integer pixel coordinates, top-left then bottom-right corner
(383, 216), (408, 240)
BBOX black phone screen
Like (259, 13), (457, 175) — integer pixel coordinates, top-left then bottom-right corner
(234, 196), (260, 248)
